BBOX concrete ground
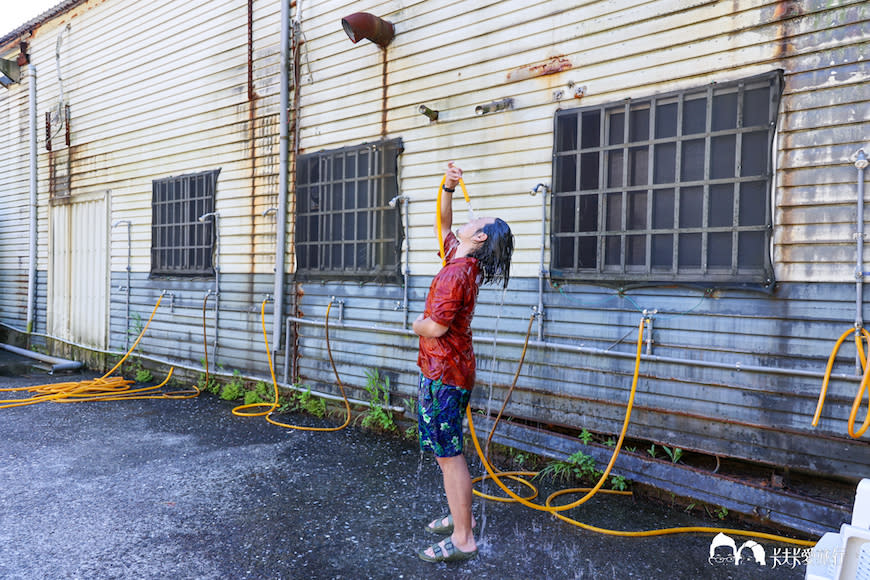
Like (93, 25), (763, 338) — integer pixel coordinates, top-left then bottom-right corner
(0, 367), (814, 579)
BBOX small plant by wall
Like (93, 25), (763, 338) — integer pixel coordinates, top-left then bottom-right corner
(359, 368), (396, 432)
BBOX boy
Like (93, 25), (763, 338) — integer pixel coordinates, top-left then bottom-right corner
(413, 163), (513, 562)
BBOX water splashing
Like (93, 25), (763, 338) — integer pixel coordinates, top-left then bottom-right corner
(477, 286), (508, 542)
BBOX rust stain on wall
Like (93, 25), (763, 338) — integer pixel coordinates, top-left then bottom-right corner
(506, 55), (572, 83)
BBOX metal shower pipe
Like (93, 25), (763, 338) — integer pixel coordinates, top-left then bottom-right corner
(112, 219), (132, 350)
(199, 211), (220, 369)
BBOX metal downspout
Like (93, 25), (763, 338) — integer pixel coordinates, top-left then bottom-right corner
(112, 220), (132, 350)
(26, 64), (37, 335)
(856, 148), (869, 373)
(272, 0), (292, 360)
(531, 183), (550, 340)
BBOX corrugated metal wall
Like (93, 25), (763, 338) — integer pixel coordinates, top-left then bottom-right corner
(0, 0), (867, 533)
(290, 0), (870, 527)
(0, 0), (285, 371)
(0, 55), (31, 329)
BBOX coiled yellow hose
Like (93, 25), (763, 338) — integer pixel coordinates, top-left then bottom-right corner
(813, 327), (870, 438)
(466, 318), (815, 546)
(0, 294), (195, 407)
(232, 297), (352, 432)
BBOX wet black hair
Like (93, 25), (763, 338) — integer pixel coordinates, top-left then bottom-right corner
(469, 218), (514, 289)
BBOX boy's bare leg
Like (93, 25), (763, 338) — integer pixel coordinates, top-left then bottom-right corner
(423, 454), (477, 558)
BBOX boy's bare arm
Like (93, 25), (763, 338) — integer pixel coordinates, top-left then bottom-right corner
(413, 313), (448, 338)
(434, 163), (462, 244)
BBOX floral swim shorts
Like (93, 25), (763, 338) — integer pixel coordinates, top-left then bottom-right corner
(417, 374), (471, 458)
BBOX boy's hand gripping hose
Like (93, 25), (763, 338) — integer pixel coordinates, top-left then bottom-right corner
(467, 316), (816, 546)
(813, 327), (870, 438)
(436, 175), (472, 267)
(232, 297), (351, 431)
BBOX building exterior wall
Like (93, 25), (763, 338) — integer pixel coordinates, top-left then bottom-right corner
(0, 0), (867, 534)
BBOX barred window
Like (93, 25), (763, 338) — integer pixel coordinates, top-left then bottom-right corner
(551, 71), (782, 287)
(296, 138), (404, 283)
(151, 169), (219, 276)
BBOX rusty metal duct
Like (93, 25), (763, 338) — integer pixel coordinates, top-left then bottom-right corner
(340, 12), (394, 48)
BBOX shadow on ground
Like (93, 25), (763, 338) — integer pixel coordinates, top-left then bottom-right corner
(0, 370), (812, 579)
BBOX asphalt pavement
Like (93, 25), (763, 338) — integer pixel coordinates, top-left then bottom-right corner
(0, 368), (813, 579)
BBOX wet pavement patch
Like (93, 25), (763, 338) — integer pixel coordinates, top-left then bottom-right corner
(0, 371), (809, 579)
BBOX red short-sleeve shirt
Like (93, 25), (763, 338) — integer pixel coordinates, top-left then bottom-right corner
(417, 231), (480, 390)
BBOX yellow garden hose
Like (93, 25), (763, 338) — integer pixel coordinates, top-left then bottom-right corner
(813, 327), (870, 438)
(0, 294), (196, 407)
(436, 175), (471, 266)
(465, 317), (816, 546)
(430, 172), (814, 546)
(233, 297), (352, 432)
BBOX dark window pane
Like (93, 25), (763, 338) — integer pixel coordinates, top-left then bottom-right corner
(608, 110), (625, 144)
(344, 243), (354, 268)
(680, 186), (703, 228)
(298, 158), (310, 184)
(654, 143), (676, 184)
(683, 96), (707, 135)
(556, 113), (578, 152)
(606, 193), (622, 231)
(712, 91), (738, 131)
(331, 213), (342, 241)
(630, 107), (649, 141)
(344, 181), (356, 209)
(711, 135), (736, 179)
(741, 131), (768, 176)
(356, 210), (367, 239)
(629, 147), (648, 186)
(739, 181), (767, 226)
(681, 139), (705, 182)
(553, 236), (575, 269)
(605, 235), (621, 266)
(738, 231), (765, 268)
(743, 86), (770, 127)
(627, 235), (646, 265)
(578, 237), (597, 268)
(343, 212), (355, 239)
(708, 232), (732, 268)
(581, 111), (601, 149)
(332, 155), (343, 180)
(627, 191), (647, 230)
(709, 184), (734, 227)
(555, 155), (577, 193)
(578, 195), (598, 232)
(357, 180), (368, 208)
(678, 233), (701, 267)
(358, 150), (369, 176)
(345, 153), (356, 178)
(608, 150), (623, 187)
(554, 196), (576, 233)
(652, 234), (673, 269)
(655, 102), (678, 138)
(653, 189), (674, 229)
(580, 152), (599, 190)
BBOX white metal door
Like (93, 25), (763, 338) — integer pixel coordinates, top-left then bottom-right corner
(48, 192), (109, 348)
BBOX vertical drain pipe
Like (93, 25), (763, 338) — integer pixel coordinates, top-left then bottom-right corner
(112, 220), (132, 350)
(855, 148), (868, 374)
(531, 183), (550, 340)
(199, 212), (221, 369)
(272, 0), (293, 360)
(26, 64), (37, 335)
